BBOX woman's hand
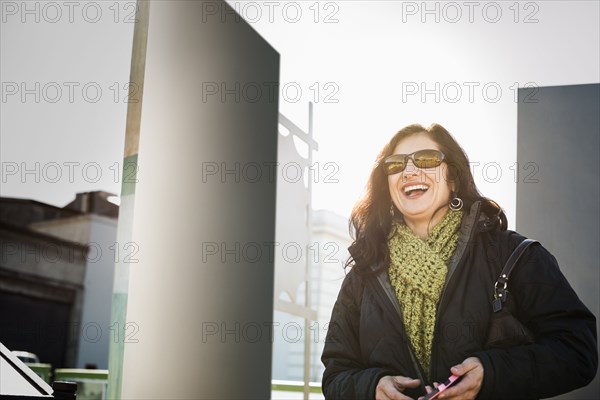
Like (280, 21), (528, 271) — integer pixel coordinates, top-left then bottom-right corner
(376, 375), (421, 400)
(436, 357), (484, 399)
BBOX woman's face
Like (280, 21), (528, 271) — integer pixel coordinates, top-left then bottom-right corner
(387, 133), (453, 228)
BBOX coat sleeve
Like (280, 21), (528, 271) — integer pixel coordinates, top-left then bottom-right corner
(321, 270), (395, 399)
(474, 243), (598, 400)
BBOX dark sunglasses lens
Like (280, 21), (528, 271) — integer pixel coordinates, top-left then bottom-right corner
(414, 150), (443, 168)
(384, 160), (406, 175)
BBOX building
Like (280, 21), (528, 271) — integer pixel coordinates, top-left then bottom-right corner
(0, 191), (118, 369)
(272, 208), (350, 382)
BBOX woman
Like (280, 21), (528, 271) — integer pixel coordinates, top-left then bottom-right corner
(321, 123), (597, 400)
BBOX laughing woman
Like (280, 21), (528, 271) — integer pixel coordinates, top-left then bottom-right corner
(321, 124), (597, 400)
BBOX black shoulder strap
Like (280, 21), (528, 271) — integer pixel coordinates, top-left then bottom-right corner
(493, 238), (539, 312)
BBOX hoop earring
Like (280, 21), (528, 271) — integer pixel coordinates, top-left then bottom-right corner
(449, 196), (463, 211)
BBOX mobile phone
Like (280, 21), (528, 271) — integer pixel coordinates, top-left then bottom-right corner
(422, 374), (461, 400)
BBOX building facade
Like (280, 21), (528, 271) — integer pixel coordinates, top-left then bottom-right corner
(0, 191), (118, 369)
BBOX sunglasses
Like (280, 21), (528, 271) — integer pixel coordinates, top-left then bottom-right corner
(383, 149), (445, 175)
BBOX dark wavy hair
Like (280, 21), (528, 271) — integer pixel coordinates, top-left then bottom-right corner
(346, 123), (507, 274)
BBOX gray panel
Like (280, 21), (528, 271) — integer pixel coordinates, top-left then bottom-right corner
(517, 83), (599, 399)
(120, 1), (279, 398)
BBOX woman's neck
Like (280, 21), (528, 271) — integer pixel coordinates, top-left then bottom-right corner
(404, 220), (429, 239)
(404, 209), (449, 239)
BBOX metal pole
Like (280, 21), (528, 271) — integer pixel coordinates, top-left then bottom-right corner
(303, 102), (315, 400)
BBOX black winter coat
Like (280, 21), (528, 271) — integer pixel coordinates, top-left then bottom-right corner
(321, 202), (597, 399)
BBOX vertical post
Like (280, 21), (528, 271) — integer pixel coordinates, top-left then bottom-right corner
(106, 1), (149, 398)
(303, 102), (315, 399)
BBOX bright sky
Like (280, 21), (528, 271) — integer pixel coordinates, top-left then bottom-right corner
(2, 0), (599, 228)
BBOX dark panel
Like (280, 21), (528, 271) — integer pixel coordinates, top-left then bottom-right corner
(0, 291), (71, 369)
(517, 83), (599, 399)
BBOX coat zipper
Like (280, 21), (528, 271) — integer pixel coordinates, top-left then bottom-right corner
(428, 202), (481, 380)
(374, 273), (427, 391)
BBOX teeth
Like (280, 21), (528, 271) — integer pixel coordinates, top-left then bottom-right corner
(404, 184), (429, 193)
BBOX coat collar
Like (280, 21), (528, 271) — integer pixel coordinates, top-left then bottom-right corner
(446, 201), (482, 280)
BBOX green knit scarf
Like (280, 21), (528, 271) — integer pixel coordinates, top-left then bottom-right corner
(388, 210), (463, 379)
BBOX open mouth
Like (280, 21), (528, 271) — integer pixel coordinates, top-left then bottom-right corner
(403, 183), (429, 198)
